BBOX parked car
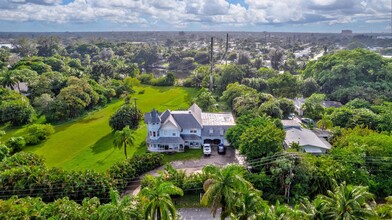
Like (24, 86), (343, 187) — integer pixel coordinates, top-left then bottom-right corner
(288, 113), (296, 120)
(203, 144), (211, 156)
(301, 118), (314, 125)
(218, 143), (226, 154)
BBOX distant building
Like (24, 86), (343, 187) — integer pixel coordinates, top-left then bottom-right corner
(144, 104), (236, 153)
(292, 98), (342, 116)
(376, 36), (392, 39)
(282, 120), (331, 154)
(341, 30), (353, 36)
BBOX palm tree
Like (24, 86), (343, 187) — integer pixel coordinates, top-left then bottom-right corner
(374, 196), (392, 219)
(113, 126), (134, 159)
(301, 197), (328, 220)
(200, 164), (252, 220)
(259, 201), (293, 220)
(231, 187), (267, 220)
(319, 182), (375, 220)
(141, 176), (183, 220)
(317, 113), (333, 130)
(97, 189), (140, 220)
(0, 70), (17, 90)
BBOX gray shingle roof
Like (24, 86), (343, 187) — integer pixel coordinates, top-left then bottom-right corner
(144, 109), (161, 124)
(147, 137), (185, 144)
(162, 114), (181, 129)
(171, 111), (202, 129)
(282, 120), (331, 150)
(160, 109), (171, 123)
(189, 103), (203, 126)
(181, 134), (202, 141)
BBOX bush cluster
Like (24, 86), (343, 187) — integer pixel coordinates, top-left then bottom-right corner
(0, 152), (164, 203)
(109, 153), (164, 191)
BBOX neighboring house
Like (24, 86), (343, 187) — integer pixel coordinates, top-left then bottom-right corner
(282, 120), (331, 154)
(6, 82), (28, 93)
(292, 98), (342, 116)
(292, 98), (306, 116)
(144, 103), (236, 153)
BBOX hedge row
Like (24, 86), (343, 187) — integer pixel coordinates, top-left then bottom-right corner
(0, 152), (164, 202)
(109, 153), (164, 191)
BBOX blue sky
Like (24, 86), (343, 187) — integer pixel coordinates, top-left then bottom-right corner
(0, 0), (390, 33)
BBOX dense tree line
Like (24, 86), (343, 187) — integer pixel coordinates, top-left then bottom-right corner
(0, 152), (163, 203)
(304, 48), (392, 103)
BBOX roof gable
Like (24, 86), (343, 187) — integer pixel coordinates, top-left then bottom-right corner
(160, 109), (171, 123)
(162, 115), (181, 129)
(188, 103), (203, 125)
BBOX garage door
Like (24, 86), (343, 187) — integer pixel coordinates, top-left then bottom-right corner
(203, 139), (221, 144)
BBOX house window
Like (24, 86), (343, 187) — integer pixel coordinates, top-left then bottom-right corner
(209, 128), (214, 135)
(153, 131), (156, 137)
(190, 129), (197, 133)
(150, 131), (152, 136)
(172, 132), (176, 136)
(220, 129), (224, 136)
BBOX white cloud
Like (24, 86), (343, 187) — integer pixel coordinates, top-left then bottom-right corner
(0, 0), (390, 30)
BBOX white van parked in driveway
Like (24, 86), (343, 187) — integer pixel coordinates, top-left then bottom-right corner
(203, 144), (211, 156)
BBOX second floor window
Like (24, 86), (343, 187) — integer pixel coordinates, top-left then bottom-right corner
(190, 129), (197, 133)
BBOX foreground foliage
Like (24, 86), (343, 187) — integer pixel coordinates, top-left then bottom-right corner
(0, 152), (163, 202)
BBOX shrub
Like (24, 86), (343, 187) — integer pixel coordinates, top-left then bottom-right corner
(5, 137), (26, 154)
(108, 153), (164, 191)
(0, 166), (114, 203)
(24, 124), (55, 145)
(0, 90), (35, 126)
(109, 104), (142, 131)
(137, 73), (153, 84)
(0, 145), (9, 162)
(0, 152), (45, 170)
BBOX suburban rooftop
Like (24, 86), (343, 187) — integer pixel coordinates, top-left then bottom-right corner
(201, 112), (236, 126)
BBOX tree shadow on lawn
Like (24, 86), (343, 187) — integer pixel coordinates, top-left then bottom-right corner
(91, 132), (114, 154)
(96, 149), (115, 165)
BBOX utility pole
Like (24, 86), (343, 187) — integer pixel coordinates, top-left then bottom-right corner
(225, 33), (229, 65)
(209, 37), (214, 92)
(133, 98), (138, 107)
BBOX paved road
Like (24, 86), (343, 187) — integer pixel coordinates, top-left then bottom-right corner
(125, 146), (237, 196)
(178, 208), (222, 220)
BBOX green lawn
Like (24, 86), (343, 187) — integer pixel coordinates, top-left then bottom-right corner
(174, 194), (202, 208)
(13, 85), (197, 172)
(162, 149), (203, 164)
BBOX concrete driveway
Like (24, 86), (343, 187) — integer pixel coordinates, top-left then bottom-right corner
(126, 146), (237, 195)
(173, 145), (237, 175)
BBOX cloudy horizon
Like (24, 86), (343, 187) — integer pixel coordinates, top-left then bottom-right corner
(0, 0), (391, 33)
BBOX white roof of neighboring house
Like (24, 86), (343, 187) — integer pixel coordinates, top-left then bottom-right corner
(282, 120), (331, 151)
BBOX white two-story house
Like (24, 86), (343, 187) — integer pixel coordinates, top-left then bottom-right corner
(144, 104), (236, 152)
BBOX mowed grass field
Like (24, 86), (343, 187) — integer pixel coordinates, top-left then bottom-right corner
(5, 86), (198, 172)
